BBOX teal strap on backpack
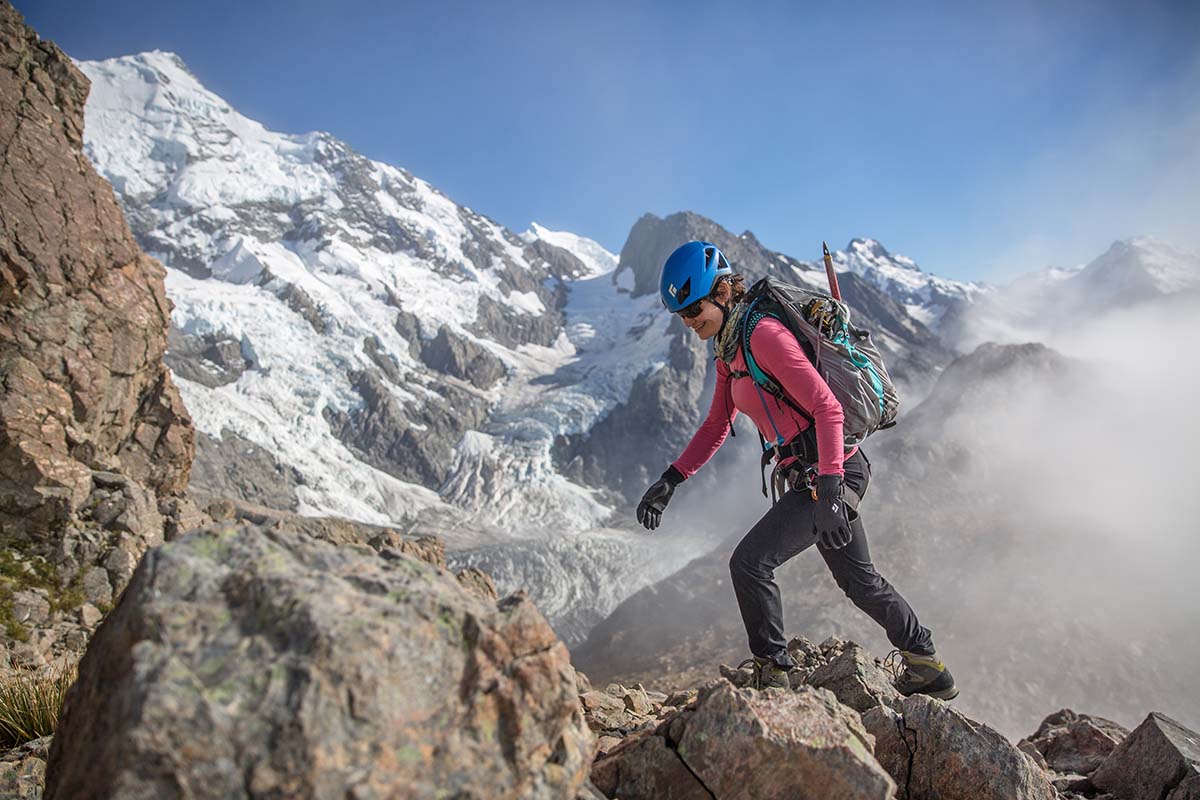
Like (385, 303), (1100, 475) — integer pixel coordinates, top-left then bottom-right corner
(832, 325), (886, 416)
(740, 298), (773, 387)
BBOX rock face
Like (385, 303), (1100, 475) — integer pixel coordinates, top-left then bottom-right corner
(45, 524), (593, 799)
(470, 292), (564, 350)
(1090, 712), (1200, 800)
(0, 0), (193, 533)
(0, 0), (195, 661)
(188, 429), (302, 511)
(1020, 708), (1129, 776)
(325, 368), (490, 488)
(164, 327), (251, 388)
(591, 679), (895, 800)
(862, 694), (1055, 800)
(420, 326), (507, 389)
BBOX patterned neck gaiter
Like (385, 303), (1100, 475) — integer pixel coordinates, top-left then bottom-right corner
(714, 298), (749, 364)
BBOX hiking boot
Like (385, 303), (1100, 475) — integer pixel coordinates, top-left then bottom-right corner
(737, 656), (791, 690)
(885, 650), (958, 700)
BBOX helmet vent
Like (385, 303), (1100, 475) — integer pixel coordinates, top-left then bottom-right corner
(676, 277), (692, 305)
(703, 247), (716, 269)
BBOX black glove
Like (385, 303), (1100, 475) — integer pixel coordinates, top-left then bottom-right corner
(813, 475), (853, 549)
(636, 466), (684, 531)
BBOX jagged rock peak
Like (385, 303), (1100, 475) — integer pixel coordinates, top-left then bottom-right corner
(615, 210), (818, 298)
(843, 236), (920, 271)
(848, 236), (900, 262)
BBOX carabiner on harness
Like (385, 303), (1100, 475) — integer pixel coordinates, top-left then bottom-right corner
(767, 460), (818, 505)
(758, 429), (820, 504)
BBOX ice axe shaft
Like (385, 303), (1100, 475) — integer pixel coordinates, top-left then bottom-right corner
(822, 241), (842, 301)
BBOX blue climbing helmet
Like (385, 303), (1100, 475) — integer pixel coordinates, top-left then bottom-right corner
(659, 241), (733, 313)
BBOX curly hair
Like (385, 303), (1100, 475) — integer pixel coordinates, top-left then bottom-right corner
(719, 274), (749, 303)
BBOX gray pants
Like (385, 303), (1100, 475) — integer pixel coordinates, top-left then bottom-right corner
(728, 449), (934, 667)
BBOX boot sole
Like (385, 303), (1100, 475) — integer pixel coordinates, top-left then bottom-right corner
(928, 685), (959, 700)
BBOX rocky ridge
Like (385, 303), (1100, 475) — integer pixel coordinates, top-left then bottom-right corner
(11, 508), (1194, 799)
(577, 631), (1199, 800)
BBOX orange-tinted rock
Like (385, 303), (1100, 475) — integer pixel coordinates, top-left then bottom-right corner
(0, 0), (194, 542)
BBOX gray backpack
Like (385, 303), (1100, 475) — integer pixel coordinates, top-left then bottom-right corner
(735, 277), (900, 448)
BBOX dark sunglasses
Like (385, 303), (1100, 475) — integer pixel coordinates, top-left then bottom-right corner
(677, 299), (706, 319)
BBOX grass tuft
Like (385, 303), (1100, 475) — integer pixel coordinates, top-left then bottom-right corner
(0, 662), (77, 748)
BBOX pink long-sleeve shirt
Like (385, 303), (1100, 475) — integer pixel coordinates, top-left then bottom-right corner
(672, 316), (851, 478)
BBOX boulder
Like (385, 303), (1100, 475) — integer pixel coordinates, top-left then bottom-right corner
(1090, 712), (1200, 800)
(1018, 740), (1050, 771)
(862, 694), (1055, 800)
(582, 689), (634, 733)
(786, 635), (829, 683)
(1020, 708), (1129, 775)
(45, 524), (593, 799)
(805, 640), (903, 714)
(592, 732), (715, 800)
(592, 679), (895, 800)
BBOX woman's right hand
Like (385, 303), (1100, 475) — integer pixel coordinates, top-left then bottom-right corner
(636, 466), (684, 531)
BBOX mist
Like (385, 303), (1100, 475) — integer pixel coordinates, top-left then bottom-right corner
(872, 290), (1200, 735)
(577, 289), (1200, 740)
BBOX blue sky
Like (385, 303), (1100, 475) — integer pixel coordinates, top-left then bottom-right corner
(17, 0), (1200, 281)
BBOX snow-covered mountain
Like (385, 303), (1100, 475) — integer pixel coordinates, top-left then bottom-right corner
(80, 51), (662, 539)
(522, 222), (617, 279)
(940, 236), (1200, 351)
(831, 237), (989, 331)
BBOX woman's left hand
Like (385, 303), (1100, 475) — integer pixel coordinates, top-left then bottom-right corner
(813, 475), (853, 549)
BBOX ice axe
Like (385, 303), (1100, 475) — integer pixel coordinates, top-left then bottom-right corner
(822, 241), (842, 301)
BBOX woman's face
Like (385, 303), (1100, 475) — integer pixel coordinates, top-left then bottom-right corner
(678, 281), (731, 340)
